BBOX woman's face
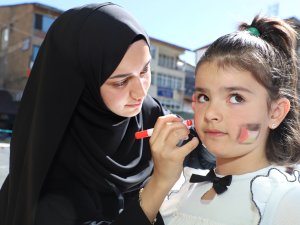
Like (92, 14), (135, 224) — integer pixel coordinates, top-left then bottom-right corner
(192, 61), (273, 166)
(100, 39), (151, 117)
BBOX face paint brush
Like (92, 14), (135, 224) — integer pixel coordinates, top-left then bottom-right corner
(135, 119), (193, 139)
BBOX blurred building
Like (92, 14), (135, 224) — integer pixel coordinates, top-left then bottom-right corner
(148, 37), (192, 115)
(0, 2), (195, 129)
(181, 61), (195, 118)
(0, 3), (62, 99)
(0, 3), (62, 129)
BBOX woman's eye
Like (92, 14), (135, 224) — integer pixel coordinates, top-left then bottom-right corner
(140, 66), (150, 77)
(197, 94), (209, 103)
(141, 67), (148, 73)
(229, 94), (244, 104)
(113, 79), (128, 88)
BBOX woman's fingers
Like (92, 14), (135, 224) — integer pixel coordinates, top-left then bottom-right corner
(150, 114), (192, 149)
(149, 115), (200, 186)
(150, 114), (197, 157)
(165, 125), (190, 147)
(150, 115), (181, 143)
(176, 137), (199, 158)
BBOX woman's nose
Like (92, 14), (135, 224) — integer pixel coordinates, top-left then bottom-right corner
(131, 77), (148, 100)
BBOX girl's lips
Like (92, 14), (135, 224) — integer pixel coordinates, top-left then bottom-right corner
(205, 129), (226, 137)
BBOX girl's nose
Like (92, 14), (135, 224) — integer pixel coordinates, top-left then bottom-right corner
(204, 102), (222, 122)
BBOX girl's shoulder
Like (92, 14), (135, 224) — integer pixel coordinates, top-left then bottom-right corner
(251, 166), (300, 224)
(160, 167), (210, 222)
(251, 166), (300, 196)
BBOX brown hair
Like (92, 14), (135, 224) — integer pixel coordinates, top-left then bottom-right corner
(196, 15), (300, 165)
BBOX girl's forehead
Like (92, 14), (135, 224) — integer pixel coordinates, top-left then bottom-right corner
(195, 62), (267, 92)
(196, 62), (252, 82)
(197, 60), (244, 74)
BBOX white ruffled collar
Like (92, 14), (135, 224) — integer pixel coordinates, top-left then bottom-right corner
(165, 166), (300, 225)
(251, 167), (300, 225)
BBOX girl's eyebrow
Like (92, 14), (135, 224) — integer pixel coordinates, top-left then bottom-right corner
(195, 86), (254, 94)
(109, 60), (151, 79)
(224, 86), (254, 94)
(194, 87), (207, 92)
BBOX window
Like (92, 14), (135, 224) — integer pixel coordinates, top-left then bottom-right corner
(150, 45), (156, 59)
(151, 71), (155, 85)
(32, 45), (40, 62)
(158, 54), (175, 69)
(30, 45), (40, 68)
(157, 73), (183, 90)
(159, 98), (181, 111)
(184, 70), (195, 97)
(34, 14), (55, 33)
(1, 27), (9, 49)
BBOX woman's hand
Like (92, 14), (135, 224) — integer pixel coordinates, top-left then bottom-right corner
(150, 114), (199, 188)
(139, 115), (199, 223)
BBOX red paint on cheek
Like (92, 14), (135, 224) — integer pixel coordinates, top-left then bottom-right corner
(237, 124), (260, 144)
(238, 127), (249, 143)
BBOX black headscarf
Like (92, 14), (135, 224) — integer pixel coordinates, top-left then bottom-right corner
(0, 3), (165, 224)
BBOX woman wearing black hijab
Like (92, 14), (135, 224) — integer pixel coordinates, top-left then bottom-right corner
(0, 3), (214, 225)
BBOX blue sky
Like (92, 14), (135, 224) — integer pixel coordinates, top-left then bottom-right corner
(1, 0), (300, 64)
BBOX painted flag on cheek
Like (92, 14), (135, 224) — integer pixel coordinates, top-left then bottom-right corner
(238, 124), (260, 144)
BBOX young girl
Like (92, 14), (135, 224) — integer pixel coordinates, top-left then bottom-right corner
(139, 15), (300, 225)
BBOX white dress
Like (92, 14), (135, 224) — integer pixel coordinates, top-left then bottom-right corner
(160, 166), (300, 225)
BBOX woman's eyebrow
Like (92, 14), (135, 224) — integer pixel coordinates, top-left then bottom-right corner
(109, 60), (151, 79)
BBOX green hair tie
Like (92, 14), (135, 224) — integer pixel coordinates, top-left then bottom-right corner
(247, 27), (260, 37)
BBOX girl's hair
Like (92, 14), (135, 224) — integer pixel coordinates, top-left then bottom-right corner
(196, 15), (300, 165)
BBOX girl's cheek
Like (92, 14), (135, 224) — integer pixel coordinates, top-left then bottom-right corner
(194, 110), (206, 141)
(237, 123), (261, 144)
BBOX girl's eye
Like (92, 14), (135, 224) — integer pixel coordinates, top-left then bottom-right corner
(196, 94), (209, 103)
(229, 94), (244, 104)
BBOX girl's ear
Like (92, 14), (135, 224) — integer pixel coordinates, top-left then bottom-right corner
(192, 94), (196, 111)
(269, 98), (290, 129)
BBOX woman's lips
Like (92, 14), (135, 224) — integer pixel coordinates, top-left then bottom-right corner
(126, 101), (142, 108)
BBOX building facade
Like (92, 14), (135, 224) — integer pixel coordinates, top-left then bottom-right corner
(2, 3), (299, 128)
(0, 3), (62, 100)
(0, 3), (62, 130)
(0, 2), (195, 129)
(148, 37), (189, 113)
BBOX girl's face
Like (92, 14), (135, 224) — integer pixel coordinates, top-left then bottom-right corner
(192, 61), (273, 166)
(100, 39), (151, 117)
